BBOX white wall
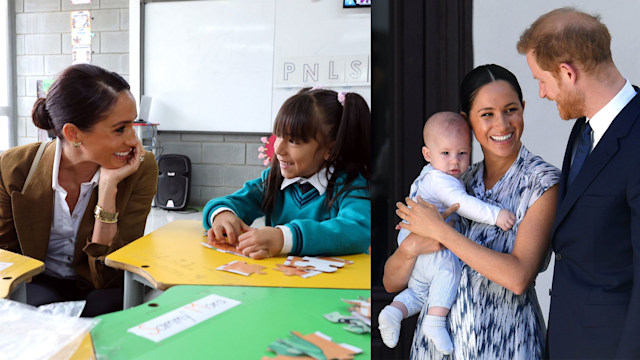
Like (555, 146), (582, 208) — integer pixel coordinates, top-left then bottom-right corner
(130, 0), (370, 133)
(473, 0), (640, 324)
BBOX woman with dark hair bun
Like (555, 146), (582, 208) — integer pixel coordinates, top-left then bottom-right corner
(0, 64), (158, 317)
(385, 64), (560, 359)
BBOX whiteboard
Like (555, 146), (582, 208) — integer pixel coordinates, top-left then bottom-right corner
(143, 0), (371, 133)
(271, 0), (371, 122)
(144, 0), (276, 132)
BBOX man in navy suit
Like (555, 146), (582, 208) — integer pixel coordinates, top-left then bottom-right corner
(517, 7), (640, 359)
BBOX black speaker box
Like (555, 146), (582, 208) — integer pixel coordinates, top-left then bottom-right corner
(155, 154), (191, 210)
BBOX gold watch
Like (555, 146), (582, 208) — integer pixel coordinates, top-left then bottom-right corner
(94, 204), (118, 224)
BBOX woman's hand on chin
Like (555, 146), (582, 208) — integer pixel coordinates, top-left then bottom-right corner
(99, 141), (145, 187)
(395, 197), (458, 242)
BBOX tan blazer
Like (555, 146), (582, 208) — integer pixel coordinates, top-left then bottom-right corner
(0, 140), (158, 289)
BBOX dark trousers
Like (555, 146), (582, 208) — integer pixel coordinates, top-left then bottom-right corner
(26, 274), (123, 317)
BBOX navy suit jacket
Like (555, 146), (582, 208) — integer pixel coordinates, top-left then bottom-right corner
(547, 88), (640, 359)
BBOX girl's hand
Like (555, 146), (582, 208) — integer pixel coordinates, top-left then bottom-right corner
(237, 227), (284, 259)
(100, 140), (146, 188)
(209, 211), (253, 244)
(396, 197), (458, 243)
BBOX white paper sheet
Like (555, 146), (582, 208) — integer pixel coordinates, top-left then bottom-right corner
(0, 262), (13, 272)
(128, 293), (241, 342)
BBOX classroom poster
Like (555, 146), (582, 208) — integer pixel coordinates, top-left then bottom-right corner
(71, 10), (92, 64)
(72, 45), (91, 64)
(36, 79), (55, 99)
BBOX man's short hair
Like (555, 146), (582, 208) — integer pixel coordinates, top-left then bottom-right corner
(517, 7), (613, 74)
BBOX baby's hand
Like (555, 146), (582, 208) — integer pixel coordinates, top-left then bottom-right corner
(496, 209), (516, 231)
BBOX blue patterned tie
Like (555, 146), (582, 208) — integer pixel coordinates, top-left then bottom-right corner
(568, 122), (592, 184)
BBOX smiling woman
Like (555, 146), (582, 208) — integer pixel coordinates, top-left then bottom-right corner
(384, 64), (560, 359)
(0, 64), (158, 317)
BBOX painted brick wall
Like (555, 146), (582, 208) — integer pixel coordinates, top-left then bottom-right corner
(16, 0), (129, 145)
(156, 132), (268, 207)
(13, 0), (267, 207)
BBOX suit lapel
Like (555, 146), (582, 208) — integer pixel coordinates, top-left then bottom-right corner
(11, 142), (56, 260)
(553, 90), (640, 235)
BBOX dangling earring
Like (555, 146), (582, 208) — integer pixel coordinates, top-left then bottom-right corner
(73, 141), (82, 148)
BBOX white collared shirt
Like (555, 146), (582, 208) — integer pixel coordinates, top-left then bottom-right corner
(45, 140), (100, 279)
(588, 79), (637, 150)
(279, 166), (331, 195)
(210, 167), (332, 255)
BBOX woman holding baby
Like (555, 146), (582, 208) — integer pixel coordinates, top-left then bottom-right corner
(383, 64), (560, 359)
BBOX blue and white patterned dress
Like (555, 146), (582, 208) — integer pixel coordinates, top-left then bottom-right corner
(410, 145), (560, 360)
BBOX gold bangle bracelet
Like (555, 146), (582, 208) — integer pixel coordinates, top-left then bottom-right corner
(94, 204), (118, 224)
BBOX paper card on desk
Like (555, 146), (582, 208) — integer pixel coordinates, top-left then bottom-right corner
(342, 297), (371, 322)
(290, 256), (346, 273)
(274, 263), (322, 278)
(217, 260), (267, 276)
(0, 262), (13, 272)
(201, 242), (249, 258)
(128, 293), (241, 342)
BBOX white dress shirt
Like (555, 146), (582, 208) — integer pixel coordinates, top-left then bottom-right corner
(45, 140), (100, 279)
(589, 79), (637, 150)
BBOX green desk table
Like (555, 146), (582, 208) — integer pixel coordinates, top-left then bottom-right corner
(92, 285), (371, 359)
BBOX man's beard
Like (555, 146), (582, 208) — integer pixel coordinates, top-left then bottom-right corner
(556, 81), (586, 120)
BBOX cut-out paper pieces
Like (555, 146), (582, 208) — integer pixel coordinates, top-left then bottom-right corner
(323, 296), (372, 334)
(276, 256), (354, 279)
(201, 241), (248, 258)
(326, 257), (354, 266)
(323, 312), (370, 334)
(285, 256), (349, 273)
(274, 264), (322, 278)
(293, 331), (362, 360)
(128, 293), (240, 342)
(269, 332), (325, 359)
(261, 354), (314, 360)
(216, 260), (266, 276)
(342, 297), (371, 321)
(265, 331), (362, 360)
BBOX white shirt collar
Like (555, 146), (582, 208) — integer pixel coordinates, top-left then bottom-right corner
(280, 167), (332, 195)
(588, 79), (637, 148)
(51, 139), (100, 193)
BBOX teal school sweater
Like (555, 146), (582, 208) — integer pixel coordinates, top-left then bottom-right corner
(202, 168), (370, 256)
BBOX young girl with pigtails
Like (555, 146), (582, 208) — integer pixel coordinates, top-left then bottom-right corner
(202, 88), (371, 259)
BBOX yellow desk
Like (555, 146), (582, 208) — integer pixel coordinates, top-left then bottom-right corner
(68, 334), (96, 360)
(105, 220), (371, 308)
(0, 249), (44, 301)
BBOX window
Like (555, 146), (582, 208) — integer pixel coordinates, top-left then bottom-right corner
(0, 2), (11, 151)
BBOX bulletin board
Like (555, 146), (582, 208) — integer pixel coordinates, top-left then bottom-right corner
(142, 0), (371, 133)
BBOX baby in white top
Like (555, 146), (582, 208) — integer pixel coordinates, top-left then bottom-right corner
(378, 111), (515, 354)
